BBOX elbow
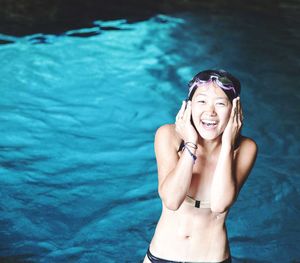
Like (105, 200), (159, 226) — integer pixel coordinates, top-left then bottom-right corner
(164, 198), (181, 211)
(210, 194), (236, 213)
(159, 188), (181, 211)
(210, 184), (237, 213)
(210, 204), (230, 213)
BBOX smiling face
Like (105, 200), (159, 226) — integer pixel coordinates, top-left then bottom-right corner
(191, 81), (232, 141)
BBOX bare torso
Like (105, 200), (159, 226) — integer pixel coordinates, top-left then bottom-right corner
(146, 183), (231, 262)
(144, 126), (234, 262)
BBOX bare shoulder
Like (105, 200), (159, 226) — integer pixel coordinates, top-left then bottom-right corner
(237, 136), (258, 155)
(155, 123), (177, 138)
(232, 136), (258, 196)
(154, 124), (182, 190)
(154, 123), (182, 149)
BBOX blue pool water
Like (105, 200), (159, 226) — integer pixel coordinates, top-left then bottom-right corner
(0, 7), (300, 263)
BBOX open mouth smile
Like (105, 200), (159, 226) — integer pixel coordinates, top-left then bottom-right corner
(201, 119), (218, 130)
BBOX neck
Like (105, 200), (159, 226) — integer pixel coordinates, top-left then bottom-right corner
(196, 136), (222, 154)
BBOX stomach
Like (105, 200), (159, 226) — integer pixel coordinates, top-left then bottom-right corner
(149, 201), (231, 262)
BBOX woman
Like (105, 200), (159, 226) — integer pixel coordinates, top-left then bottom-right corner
(143, 69), (258, 263)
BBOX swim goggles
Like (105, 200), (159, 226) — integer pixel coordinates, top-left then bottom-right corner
(188, 71), (237, 99)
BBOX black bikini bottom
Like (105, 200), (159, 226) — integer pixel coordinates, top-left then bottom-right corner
(146, 247), (232, 263)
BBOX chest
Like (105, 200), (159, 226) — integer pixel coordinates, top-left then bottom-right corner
(174, 152), (217, 198)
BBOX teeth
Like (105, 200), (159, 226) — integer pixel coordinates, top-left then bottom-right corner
(202, 120), (217, 125)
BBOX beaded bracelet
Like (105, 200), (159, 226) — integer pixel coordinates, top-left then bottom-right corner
(182, 144), (197, 164)
(185, 141), (198, 149)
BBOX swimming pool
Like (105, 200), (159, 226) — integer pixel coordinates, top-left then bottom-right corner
(0, 3), (299, 263)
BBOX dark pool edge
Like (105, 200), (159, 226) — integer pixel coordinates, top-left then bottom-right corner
(0, 0), (290, 37)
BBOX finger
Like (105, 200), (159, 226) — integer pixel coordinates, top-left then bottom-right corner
(238, 99), (242, 124)
(176, 100), (186, 120)
(238, 98), (244, 125)
(233, 98), (239, 126)
(183, 100), (192, 122)
(236, 97), (240, 124)
(229, 98), (237, 122)
(239, 99), (244, 122)
(237, 99), (243, 130)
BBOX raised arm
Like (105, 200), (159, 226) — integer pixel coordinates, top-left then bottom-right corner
(210, 98), (258, 212)
(155, 100), (198, 211)
(154, 124), (194, 210)
(210, 137), (258, 213)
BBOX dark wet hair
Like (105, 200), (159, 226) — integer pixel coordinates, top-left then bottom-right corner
(187, 69), (241, 102)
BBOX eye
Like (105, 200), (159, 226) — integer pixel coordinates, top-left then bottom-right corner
(197, 100), (206, 104)
(216, 100), (228, 106)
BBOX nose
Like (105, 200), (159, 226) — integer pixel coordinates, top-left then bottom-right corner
(204, 103), (217, 116)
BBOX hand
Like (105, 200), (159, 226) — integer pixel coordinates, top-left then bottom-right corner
(175, 100), (198, 143)
(222, 97), (243, 149)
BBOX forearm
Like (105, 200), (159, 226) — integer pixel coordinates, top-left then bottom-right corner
(210, 145), (236, 212)
(160, 148), (196, 211)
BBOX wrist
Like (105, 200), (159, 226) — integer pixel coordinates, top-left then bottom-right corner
(185, 137), (197, 145)
(221, 143), (234, 154)
(184, 141), (197, 150)
(183, 145), (197, 164)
